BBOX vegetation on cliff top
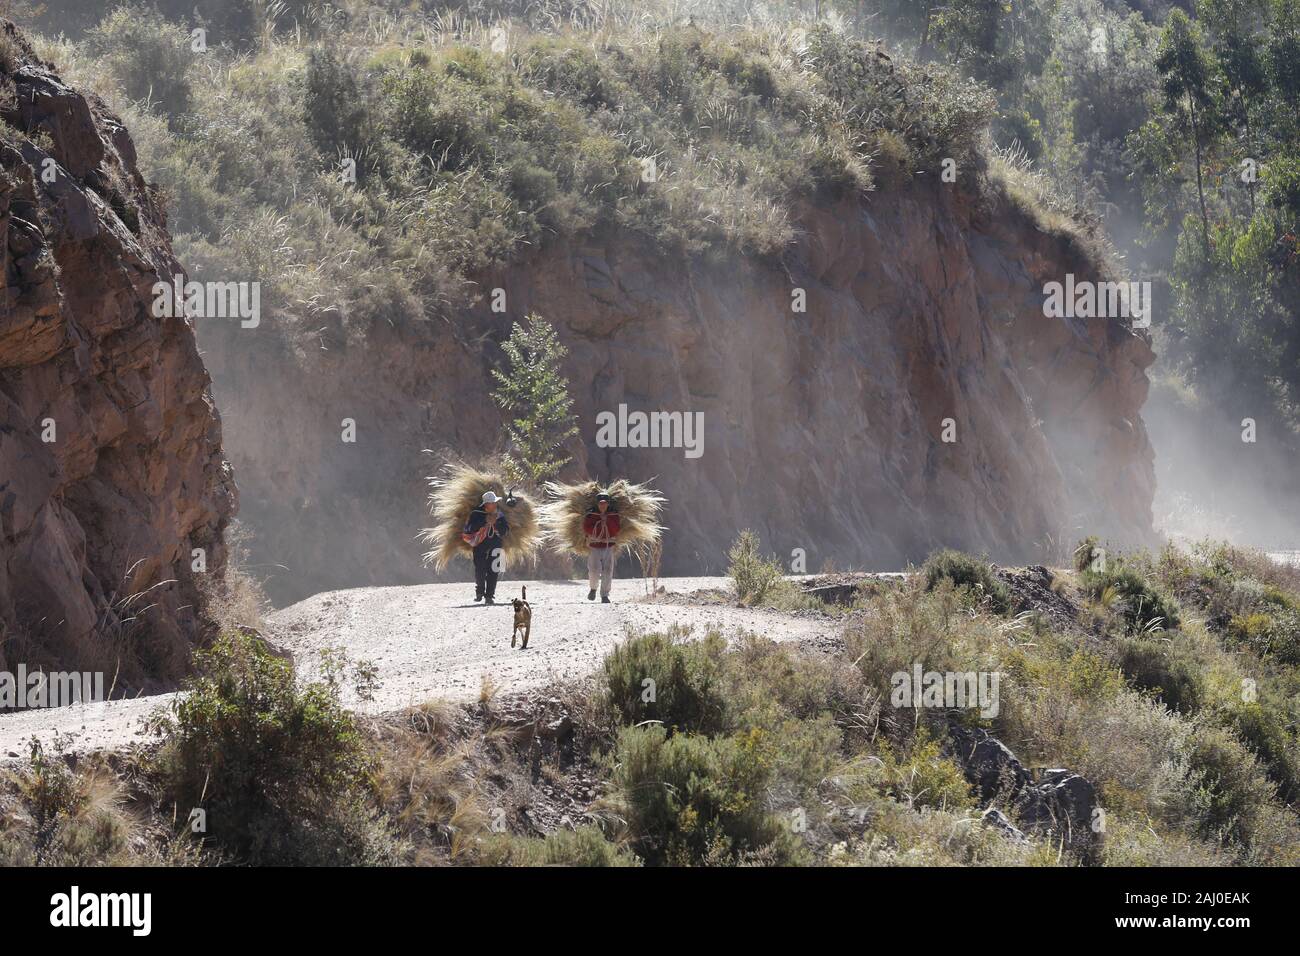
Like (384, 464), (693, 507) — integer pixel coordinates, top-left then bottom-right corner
(18, 1), (1082, 359)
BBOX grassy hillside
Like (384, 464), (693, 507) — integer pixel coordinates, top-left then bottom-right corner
(20, 2), (1105, 358)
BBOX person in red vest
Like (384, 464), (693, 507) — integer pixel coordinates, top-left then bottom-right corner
(583, 493), (621, 603)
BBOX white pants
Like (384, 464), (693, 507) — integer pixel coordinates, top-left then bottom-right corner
(587, 547), (615, 597)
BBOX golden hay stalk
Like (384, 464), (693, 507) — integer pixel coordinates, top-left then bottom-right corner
(419, 463), (541, 571)
(541, 478), (666, 557)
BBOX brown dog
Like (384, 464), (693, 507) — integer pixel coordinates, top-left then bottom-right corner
(511, 586), (531, 649)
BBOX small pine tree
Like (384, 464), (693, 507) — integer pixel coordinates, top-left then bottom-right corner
(490, 314), (579, 486)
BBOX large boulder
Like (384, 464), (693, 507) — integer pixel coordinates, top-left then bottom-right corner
(1015, 769), (1101, 845)
(949, 725), (1031, 802)
(949, 725), (1101, 852)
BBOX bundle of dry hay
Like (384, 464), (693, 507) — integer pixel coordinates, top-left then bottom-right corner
(419, 463), (541, 571)
(541, 478), (666, 558)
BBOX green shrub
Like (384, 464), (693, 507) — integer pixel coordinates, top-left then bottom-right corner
(535, 826), (640, 866)
(149, 632), (394, 865)
(1099, 817), (1227, 867)
(1226, 609), (1300, 665)
(876, 732), (975, 811)
(721, 634), (862, 728)
(845, 576), (997, 707)
(86, 5), (194, 123)
(805, 25), (997, 165)
(381, 64), (495, 172)
(1154, 543), (1300, 641)
(600, 631), (727, 735)
(1115, 636), (1204, 713)
(610, 724), (798, 866)
(1228, 703), (1300, 805)
(727, 530), (784, 605)
(517, 38), (619, 109)
(845, 800), (1044, 866)
(922, 549), (1011, 614)
(1183, 724), (1278, 849)
(870, 129), (914, 188)
(303, 46), (376, 161)
(1081, 565), (1181, 633)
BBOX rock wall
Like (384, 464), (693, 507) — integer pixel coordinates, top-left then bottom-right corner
(203, 176), (1155, 605)
(1, 22), (235, 685)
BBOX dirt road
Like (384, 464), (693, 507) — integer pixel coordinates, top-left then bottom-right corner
(0, 577), (843, 760)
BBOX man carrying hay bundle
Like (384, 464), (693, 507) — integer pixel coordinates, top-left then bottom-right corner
(421, 463), (541, 605)
(584, 493), (620, 602)
(542, 479), (665, 604)
(463, 492), (509, 604)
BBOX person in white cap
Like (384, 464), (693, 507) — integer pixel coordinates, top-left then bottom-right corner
(461, 491), (510, 604)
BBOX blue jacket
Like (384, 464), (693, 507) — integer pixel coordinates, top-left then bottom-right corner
(462, 507), (509, 552)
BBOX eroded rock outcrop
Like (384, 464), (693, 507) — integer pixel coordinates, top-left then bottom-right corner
(486, 189), (1156, 574)
(1, 22), (235, 685)
(204, 175), (1154, 604)
(952, 726), (1102, 853)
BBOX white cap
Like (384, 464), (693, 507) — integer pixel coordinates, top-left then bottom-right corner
(481, 491), (500, 504)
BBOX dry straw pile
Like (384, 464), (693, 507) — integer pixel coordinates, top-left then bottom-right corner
(420, 463), (541, 571)
(541, 478), (666, 559)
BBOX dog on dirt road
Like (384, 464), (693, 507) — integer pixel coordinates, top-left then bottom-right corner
(511, 586), (532, 649)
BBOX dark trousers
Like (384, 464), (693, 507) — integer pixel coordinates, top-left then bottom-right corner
(473, 544), (499, 599)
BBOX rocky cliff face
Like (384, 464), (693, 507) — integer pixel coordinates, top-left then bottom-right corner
(203, 176), (1154, 604)
(492, 188), (1156, 574)
(1, 22), (235, 684)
